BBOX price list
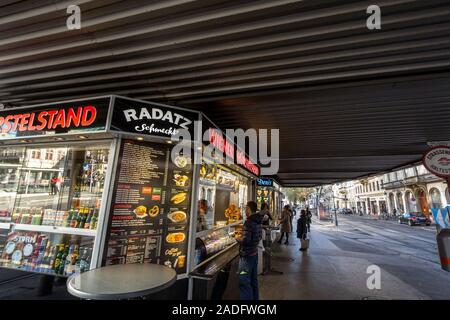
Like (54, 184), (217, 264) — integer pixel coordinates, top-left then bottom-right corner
(105, 139), (193, 274)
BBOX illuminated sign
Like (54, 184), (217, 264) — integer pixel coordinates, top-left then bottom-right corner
(257, 178), (273, 187)
(111, 97), (197, 138)
(207, 127), (260, 176)
(0, 97), (110, 139)
(0, 106), (97, 134)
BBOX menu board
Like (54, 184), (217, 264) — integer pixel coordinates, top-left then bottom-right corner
(105, 140), (193, 274)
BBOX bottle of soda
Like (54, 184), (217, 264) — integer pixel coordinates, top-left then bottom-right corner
(84, 247), (92, 271)
(77, 208), (85, 229)
(84, 209), (93, 229)
(48, 245), (58, 273)
(91, 209), (98, 230)
(79, 247), (89, 273)
(38, 240), (51, 272)
(65, 245), (77, 275)
(70, 210), (79, 228)
(58, 245), (70, 275)
(53, 244), (65, 273)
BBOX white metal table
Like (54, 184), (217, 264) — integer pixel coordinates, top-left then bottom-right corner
(66, 264), (177, 300)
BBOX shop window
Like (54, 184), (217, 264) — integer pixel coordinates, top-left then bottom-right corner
(430, 188), (443, 209)
(405, 191), (418, 212)
(446, 188), (450, 205)
(0, 143), (111, 276)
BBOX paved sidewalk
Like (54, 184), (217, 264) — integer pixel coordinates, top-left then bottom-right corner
(259, 222), (450, 300)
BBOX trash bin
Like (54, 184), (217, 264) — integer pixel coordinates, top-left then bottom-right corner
(436, 228), (450, 272)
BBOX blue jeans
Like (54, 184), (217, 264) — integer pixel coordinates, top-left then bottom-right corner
(239, 255), (259, 300)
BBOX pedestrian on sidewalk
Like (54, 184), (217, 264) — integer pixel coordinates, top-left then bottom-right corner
(50, 175), (58, 195)
(297, 210), (309, 251)
(237, 201), (263, 300)
(278, 205), (293, 245)
(305, 207), (312, 232)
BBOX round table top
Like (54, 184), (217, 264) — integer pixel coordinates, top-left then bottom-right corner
(66, 264), (177, 300)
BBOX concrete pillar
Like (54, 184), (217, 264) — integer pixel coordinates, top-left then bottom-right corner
(393, 193), (399, 213)
(440, 188), (447, 208)
(386, 195), (391, 214)
(403, 193), (408, 213)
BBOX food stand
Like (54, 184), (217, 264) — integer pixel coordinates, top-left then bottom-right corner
(189, 115), (260, 299)
(0, 95), (260, 300)
(256, 177), (283, 219)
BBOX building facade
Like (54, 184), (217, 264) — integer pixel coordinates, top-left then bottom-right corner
(333, 176), (388, 215)
(329, 164), (449, 218)
(382, 164), (450, 217)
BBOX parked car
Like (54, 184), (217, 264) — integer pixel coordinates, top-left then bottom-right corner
(398, 212), (431, 226)
(338, 208), (353, 214)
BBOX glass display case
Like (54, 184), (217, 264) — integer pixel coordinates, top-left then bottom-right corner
(0, 141), (111, 276)
(194, 227), (237, 266)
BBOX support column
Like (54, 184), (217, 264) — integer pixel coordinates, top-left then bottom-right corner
(386, 195), (391, 215)
(402, 193), (408, 213)
(393, 193), (399, 213)
(440, 188), (447, 208)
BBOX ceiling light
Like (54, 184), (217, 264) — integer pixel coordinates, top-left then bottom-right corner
(136, 137), (144, 141)
(78, 135), (88, 139)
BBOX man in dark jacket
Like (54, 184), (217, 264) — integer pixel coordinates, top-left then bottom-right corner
(237, 201), (263, 300)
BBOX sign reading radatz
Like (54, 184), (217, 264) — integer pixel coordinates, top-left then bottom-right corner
(111, 97), (198, 138)
(423, 146), (450, 178)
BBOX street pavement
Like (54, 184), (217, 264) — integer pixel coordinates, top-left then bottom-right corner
(0, 213), (449, 299)
(259, 214), (450, 300)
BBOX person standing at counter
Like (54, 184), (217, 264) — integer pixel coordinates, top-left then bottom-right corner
(196, 199), (209, 232)
(237, 201), (263, 300)
(260, 203), (273, 227)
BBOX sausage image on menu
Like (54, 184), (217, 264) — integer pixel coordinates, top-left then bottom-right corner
(170, 192), (187, 204)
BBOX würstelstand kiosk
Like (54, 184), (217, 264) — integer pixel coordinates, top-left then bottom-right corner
(0, 95), (281, 299)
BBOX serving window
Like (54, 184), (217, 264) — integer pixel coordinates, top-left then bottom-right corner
(197, 160), (250, 232)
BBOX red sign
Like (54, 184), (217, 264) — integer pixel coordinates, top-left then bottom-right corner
(208, 127), (260, 176)
(0, 105), (97, 134)
(209, 128), (235, 160)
